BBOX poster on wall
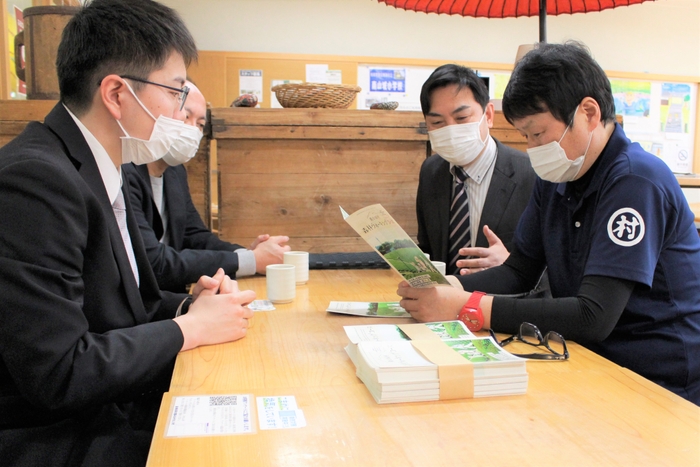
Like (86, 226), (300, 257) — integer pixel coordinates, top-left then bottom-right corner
(239, 69), (263, 103)
(611, 78), (697, 173)
(357, 65), (507, 112)
(357, 65), (434, 111)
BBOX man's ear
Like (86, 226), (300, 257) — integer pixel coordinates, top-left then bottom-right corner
(100, 75), (126, 121)
(484, 101), (496, 128)
(580, 96), (602, 131)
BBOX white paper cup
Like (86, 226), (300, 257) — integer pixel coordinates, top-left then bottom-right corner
(266, 264), (296, 303)
(431, 261), (446, 275)
(423, 252), (430, 260)
(283, 251), (309, 285)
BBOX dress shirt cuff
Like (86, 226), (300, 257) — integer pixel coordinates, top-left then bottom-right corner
(235, 249), (256, 278)
(175, 296), (193, 317)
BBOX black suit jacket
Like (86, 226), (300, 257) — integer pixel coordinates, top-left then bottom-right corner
(416, 139), (536, 263)
(0, 104), (185, 466)
(124, 163), (244, 292)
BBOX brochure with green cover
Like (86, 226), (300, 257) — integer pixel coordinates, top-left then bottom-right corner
(341, 204), (450, 288)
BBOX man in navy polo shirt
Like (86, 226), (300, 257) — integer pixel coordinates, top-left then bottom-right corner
(396, 41), (700, 405)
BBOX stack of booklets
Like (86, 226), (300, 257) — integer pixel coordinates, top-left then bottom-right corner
(344, 321), (528, 404)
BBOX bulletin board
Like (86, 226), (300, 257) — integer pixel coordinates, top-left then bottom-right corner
(186, 51), (512, 111)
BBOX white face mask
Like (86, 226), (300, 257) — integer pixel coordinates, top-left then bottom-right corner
(117, 81), (188, 165)
(428, 113), (487, 167)
(526, 111), (593, 183)
(161, 124), (204, 166)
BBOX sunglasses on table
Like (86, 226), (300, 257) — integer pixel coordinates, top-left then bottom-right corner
(489, 322), (569, 361)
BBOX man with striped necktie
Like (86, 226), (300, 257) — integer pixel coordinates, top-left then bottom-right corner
(416, 64), (536, 276)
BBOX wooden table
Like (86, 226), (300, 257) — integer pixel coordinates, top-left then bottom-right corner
(147, 270), (700, 466)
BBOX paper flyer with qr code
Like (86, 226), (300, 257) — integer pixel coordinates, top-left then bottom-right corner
(166, 394), (254, 437)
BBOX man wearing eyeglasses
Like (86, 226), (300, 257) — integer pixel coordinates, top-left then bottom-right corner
(398, 41), (700, 406)
(0, 1), (256, 465)
(124, 81), (291, 293)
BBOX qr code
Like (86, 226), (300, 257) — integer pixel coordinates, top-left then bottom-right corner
(209, 395), (237, 406)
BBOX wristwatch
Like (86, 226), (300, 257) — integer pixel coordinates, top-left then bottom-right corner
(458, 291), (486, 332)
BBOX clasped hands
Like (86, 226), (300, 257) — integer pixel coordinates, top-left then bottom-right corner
(251, 234), (292, 274)
(175, 268), (256, 351)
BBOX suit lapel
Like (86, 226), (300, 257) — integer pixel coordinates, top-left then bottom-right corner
(43, 104), (149, 324)
(163, 166), (187, 250)
(122, 175), (163, 316)
(436, 160), (452, 261)
(134, 164), (165, 241)
(477, 143), (516, 247)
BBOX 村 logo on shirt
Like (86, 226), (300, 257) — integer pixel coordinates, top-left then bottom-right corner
(607, 208), (645, 247)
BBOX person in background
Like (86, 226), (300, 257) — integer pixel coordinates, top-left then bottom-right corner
(124, 80), (290, 292)
(416, 64), (537, 276)
(0, 1), (255, 465)
(398, 42), (700, 406)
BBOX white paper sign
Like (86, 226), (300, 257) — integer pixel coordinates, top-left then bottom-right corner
(306, 64), (328, 83)
(326, 70), (342, 85)
(256, 395), (306, 430)
(166, 394), (253, 437)
(239, 69), (263, 103)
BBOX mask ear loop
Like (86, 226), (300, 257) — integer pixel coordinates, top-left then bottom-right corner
(121, 80), (158, 122)
(116, 79), (160, 139)
(477, 111), (488, 145)
(558, 104), (581, 144)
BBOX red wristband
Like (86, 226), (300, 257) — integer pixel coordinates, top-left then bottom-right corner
(458, 291), (486, 332)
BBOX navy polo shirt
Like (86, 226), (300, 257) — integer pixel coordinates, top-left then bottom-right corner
(514, 123), (700, 401)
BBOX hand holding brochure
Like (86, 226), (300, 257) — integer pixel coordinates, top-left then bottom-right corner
(341, 204), (450, 287)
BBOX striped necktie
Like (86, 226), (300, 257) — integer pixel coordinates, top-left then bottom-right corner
(113, 188), (140, 286)
(448, 166), (470, 275)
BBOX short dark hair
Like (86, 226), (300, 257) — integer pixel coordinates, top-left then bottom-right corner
(420, 64), (489, 116)
(502, 41), (616, 126)
(57, 0), (198, 114)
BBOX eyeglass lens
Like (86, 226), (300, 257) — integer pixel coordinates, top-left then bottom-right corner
(518, 322), (567, 357)
(544, 332), (566, 356)
(519, 323), (543, 345)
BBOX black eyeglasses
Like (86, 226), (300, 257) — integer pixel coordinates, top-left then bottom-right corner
(121, 75), (189, 111)
(489, 322), (569, 361)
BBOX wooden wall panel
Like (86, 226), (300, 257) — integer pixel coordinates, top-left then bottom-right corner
(214, 108), (428, 253)
(217, 139), (424, 253)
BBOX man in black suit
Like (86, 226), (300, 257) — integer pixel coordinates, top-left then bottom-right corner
(0, 2), (254, 466)
(416, 64), (536, 275)
(124, 81), (290, 292)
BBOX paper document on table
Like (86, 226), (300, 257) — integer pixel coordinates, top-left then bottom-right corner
(166, 394), (254, 437)
(327, 301), (410, 318)
(340, 204), (450, 288)
(256, 395), (306, 430)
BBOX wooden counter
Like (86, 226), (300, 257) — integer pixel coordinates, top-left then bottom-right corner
(147, 270), (700, 467)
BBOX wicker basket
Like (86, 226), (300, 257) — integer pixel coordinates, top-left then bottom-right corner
(271, 83), (361, 109)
